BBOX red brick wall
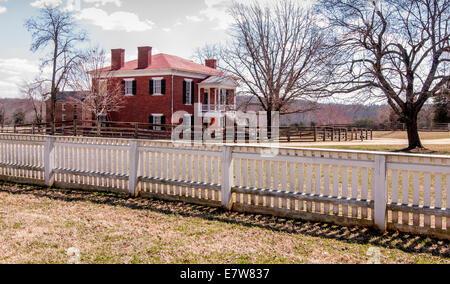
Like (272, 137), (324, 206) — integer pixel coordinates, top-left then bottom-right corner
(205, 59), (217, 69)
(111, 49), (125, 70)
(46, 75), (236, 125)
(46, 102), (83, 122)
(138, 47), (152, 69)
(109, 75), (207, 124)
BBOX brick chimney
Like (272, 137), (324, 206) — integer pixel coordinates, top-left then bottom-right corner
(205, 59), (217, 69)
(111, 49), (125, 70)
(138, 46), (152, 69)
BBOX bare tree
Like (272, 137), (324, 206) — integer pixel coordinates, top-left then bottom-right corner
(376, 105), (402, 130)
(220, 0), (337, 131)
(25, 5), (87, 134)
(317, 0), (450, 150)
(68, 47), (125, 121)
(20, 78), (51, 124)
(192, 43), (222, 67)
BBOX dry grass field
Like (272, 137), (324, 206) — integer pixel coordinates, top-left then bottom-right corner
(372, 131), (450, 140)
(0, 182), (448, 264)
(310, 144), (450, 154)
(303, 131), (450, 154)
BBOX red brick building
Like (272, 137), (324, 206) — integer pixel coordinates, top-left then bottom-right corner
(45, 91), (90, 123)
(97, 46), (238, 127)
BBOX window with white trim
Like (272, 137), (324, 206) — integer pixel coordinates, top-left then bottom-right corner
(185, 80), (192, 105)
(152, 78), (163, 95)
(152, 114), (163, 131)
(62, 104), (66, 112)
(124, 79), (134, 96)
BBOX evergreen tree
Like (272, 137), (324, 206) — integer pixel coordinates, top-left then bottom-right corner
(433, 85), (450, 124)
(13, 109), (25, 125)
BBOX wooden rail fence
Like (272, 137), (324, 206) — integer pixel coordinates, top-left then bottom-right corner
(0, 134), (446, 239)
(5, 120), (373, 143)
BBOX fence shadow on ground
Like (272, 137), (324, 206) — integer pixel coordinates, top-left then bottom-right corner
(0, 181), (448, 259)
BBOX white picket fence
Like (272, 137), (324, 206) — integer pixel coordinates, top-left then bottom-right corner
(0, 134), (448, 239)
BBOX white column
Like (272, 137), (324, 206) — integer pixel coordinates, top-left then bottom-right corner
(374, 155), (387, 231)
(208, 88), (211, 112)
(198, 86), (201, 114)
(214, 89), (218, 111)
(219, 88), (222, 111)
(128, 140), (139, 197)
(221, 146), (233, 210)
(44, 136), (55, 187)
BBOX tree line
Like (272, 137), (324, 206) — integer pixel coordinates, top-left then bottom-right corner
(22, 6), (124, 133)
(23, 1), (449, 151)
(194, 0), (449, 150)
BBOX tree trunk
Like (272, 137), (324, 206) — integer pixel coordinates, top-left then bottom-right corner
(405, 116), (424, 150)
(266, 110), (272, 140)
(50, 38), (58, 136)
(50, 91), (56, 135)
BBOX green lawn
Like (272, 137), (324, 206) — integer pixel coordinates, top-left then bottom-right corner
(0, 182), (448, 264)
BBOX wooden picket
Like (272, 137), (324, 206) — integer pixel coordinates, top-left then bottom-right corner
(0, 133), (448, 239)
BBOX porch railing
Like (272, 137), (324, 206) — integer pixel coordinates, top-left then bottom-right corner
(201, 104), (236, 113)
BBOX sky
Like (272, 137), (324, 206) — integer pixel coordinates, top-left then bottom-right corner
(0, 0), (260, 98)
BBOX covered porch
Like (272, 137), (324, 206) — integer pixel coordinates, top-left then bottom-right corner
(198, 75), (239, 117)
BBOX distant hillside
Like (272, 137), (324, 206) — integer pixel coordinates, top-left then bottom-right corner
(0, 98), (37, 125)
(0, 95), (384, 127)
(236, 96), (382, 126)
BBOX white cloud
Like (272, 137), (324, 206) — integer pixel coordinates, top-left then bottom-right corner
(186, 15), (203, 23)
(185, 0), (258, 30)
(0, 58), (40, 98)
(29, 0), (154, 33)
(31, 0), (122, 9)
(76, 7), (154, 32)
(83, 0), (122, 7)
(0, 0), (6, 14)
(30, 0), (62, 9)
(199, 0), (234, 29)
(197, 0), (316, 30)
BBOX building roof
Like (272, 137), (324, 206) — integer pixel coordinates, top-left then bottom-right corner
(102, 53), (227, 77)
(199, 75), (239, 87)
(54, 91), (88, 103)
